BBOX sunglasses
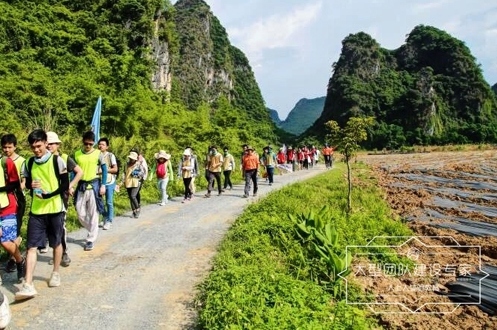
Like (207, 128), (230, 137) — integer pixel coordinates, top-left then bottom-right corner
(84, 143), (93, 146)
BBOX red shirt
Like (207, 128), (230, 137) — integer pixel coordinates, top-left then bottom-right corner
(276, 152), (286, 164)
(0, 157), (19, 216)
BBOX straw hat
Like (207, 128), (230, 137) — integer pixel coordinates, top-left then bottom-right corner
(46, 131), (62, 144)
(154, 150), (171, 160)
(128, 151), (138, 161)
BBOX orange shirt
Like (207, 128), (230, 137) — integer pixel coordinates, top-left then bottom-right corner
(322, 147), (333, 156)
(242, 153), (259, 170)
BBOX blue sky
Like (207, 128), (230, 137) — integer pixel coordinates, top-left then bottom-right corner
(173, 0), (497, 120)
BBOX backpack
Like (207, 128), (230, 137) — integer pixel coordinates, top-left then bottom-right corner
(115, 157), (121, 181)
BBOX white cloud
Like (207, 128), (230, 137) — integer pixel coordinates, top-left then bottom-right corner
(227, 1), (322, 66)
(411, 0), (449, 14)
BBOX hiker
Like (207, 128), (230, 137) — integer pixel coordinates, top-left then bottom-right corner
(222, 147), (235, 191)
(187, 147), (199, 196)
(98, 137), (118, 230)
(178, 149), (194, 203)
(241, 146), (259, 198)
(1, 134), (26, 273)
(276, 147), (286, 175)
(15, 129), (68, 300)
(0, 135), (25, 284)
(205, 145), (223, 197)
(322, 144), (334, 169)
(123, 151), (146, 218)
(46, 131), (83, 266)
(154, 150), (173, 206)
(130, 147), (148, 207)
(74, 131), (107, 251)
(261, 146), (276, 185)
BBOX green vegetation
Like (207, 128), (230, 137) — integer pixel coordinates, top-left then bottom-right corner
(326, 116), (375, 213)
(308, 25), (497, 148)
(196, 162), (412, 329)
(279, 97), (326, 135)
(0, 0), (278, 257)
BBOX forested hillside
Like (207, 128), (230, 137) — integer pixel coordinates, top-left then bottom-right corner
(307, 25), (497, 149)
(279, 97), (325, 135)
(268, 108), (281, 125)
(0, 0), (277, 159)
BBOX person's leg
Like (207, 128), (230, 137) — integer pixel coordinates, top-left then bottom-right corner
(183, 178), (188, 200)
(243, 170), (252, 197)
(85, 192), (99, 244)
(0, 215), (25, 282)
(158, 178), (165, 204)
(162, 177), (169, 203)
(207, 171), (215, 195)
(15, 191), (25, 237)
(75, 190), (90, 232)
(185, 178), (192, 199)
(267, 167), (274, 184)
(127, 187), (134, 213)
(130, 187), (140, 216)
(16, 214), (45, 300)
(223, 171), (228, 189)
(215, 172), (222, 194)
(251, 170), (258, 195)
(105, 182), (115, 223)
(47, 213), (64, 280)
(225, 170), (232, 189)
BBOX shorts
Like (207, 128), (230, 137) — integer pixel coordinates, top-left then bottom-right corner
(0, 214), (18, 243)
(27, 212), (64, 249)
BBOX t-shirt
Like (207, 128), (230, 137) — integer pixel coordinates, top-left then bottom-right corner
(0, 157), (19, 216)
(101, 152), (117, 185)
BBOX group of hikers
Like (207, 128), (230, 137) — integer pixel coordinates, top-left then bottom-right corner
(0, 128), (334, 303)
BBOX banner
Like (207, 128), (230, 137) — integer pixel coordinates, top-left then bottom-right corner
(90, 96), (102, 145)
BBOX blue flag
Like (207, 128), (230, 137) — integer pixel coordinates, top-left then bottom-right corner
(90, 96), (102, 145)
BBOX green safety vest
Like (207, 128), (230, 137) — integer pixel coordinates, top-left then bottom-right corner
(29, 155), (64, 215)
(75, 149), (100, 182)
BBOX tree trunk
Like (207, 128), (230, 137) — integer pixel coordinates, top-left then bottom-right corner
(346, 158), (352, 213)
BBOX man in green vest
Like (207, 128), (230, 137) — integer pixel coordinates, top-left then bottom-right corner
(46, 131), (83, 266)
(74, 131), (107, 251)
(15, 129), (69, 301)
(1, 134), (26, 273)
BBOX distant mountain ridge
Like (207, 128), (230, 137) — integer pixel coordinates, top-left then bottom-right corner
(269, 97), (325, 136)
(307, 25), (497, 148)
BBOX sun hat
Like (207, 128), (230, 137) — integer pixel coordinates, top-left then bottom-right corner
(128, 151), (138, 161)
(154, 150), (171, 160)
(183, 149), (191, 156)
(46, 131), (62, 144)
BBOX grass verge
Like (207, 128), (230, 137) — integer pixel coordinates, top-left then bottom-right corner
(195, 162), (413, 329)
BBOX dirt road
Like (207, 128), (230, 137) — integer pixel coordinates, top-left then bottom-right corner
(2, 165), (326, 330)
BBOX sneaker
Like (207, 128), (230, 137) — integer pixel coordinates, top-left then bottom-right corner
(84, 241), (94, 251)
(15, 282), (37, 301)
(134, 211), (140, 218)
(16, 258), (26, 283)
(61, 252), (71, 267)
(242, 194), (248, 198)
(6, 258), (16, 273)
(204, 193), (211, 198)
(0, 293), (11, 329)
(99, 221), (104, 228)
(48, 271), (61, 287)
(159, 202), (166, 206)
(103, 222), (112, 230)
(38, 245), (49, 254)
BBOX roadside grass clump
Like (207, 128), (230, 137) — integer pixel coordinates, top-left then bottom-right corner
(196, 163), (413, 329)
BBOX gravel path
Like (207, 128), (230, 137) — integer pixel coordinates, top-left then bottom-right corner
(2, 165), (326, 330)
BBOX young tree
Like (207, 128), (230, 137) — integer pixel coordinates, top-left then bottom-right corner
(325, 116), (375, 213)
